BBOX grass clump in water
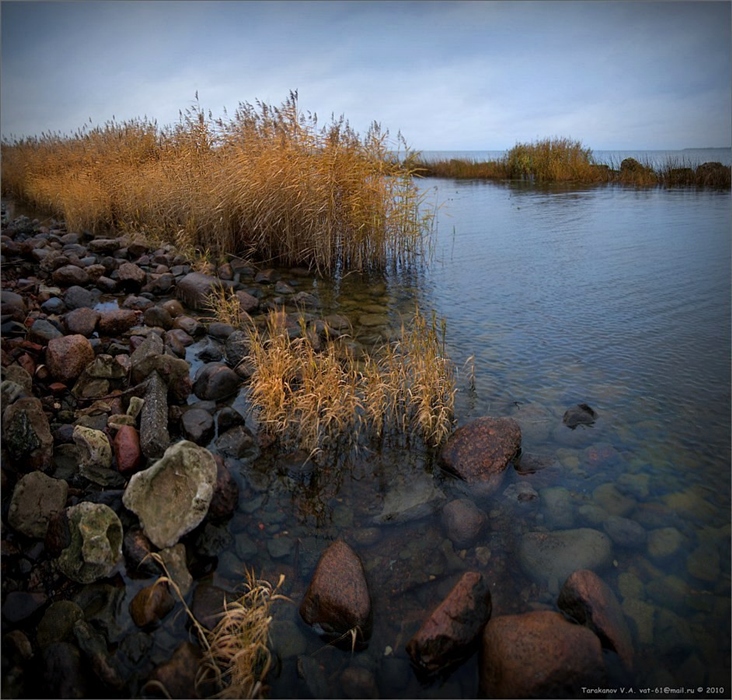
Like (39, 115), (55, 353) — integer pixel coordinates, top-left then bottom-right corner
(1, 91), (431, 274)
(245, 307), (456, 456)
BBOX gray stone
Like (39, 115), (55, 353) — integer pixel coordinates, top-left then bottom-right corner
(2, 396), (54, 469)
(374, 475), (446, 525)
(177, 271), (235, 310)
(441, 498), (487, 548)
(28, 318), (64, 344)
(518, 528), (614, 594)
(602, 515), (647, 548)
(647, 527), (685, 561)
(57, 502), (124, 584)
(8, 471), (68, 539)
(139, 371), (170, 459)
(193, 362), (241, 401)
(122, 440), (217, 548)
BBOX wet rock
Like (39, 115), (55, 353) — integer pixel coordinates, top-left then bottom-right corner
(52, 264), (90, 287)
(558, 569), (634, 671)
(208, 456), (239, 520)
(113, 424), (142, 475)
(122, 440), (217, 548)
(686, 542), (720, 582)
(502, 481), (539, 503)
(181, 407), (215, 445)
(441, 498), (487, 548)
(592, 482), (635, 517)
(122, 528), (161, 578)
(64, 307), (100, 336)
(2, 396), (54, 469)
(406, 571), (492, 675)
(255, 268), (279, 284)
(191, 584), (238, 631)
(1, 590), (48, 623)
(46, 334), (95, 383)
(602, 515), (647, 548)
(8, 471), (68, 539)
(193, 362), (241, 401)
(439, 416), (521, 495)
(341, 666), (379, 699)
(144, 641), (202, 699)
(195, 336), (225, 362)
(235, 289), (259, 314)
(541, 486), (575, 529)
(562, 403), (597, 429)
(647, 526), (685, 561)
(117, 261), (147, 292)
(143, 304), (174, 330)
(373, 474), (446, 525)
(42, 641), (89, 698)
(73, 618), (124, 689)
(514, 451), (558, 475)
(518, 528), (613, 594)
(129, 581), (176, 628)
(57, 502), (124, 584)
(64, 284), (101, 310)
(215, 424), (258, 460)
(97, 308), (139, 336)
(36, 600), (85, 648)
(216, 406), (246, 433)
(293, 290), (319, 308)
(159, 543), (192, 596)
(300, 539), (372, 647)
(480, 610), (604, 698)
(72, 425), (119, 486)
(140, 371), (170, 459)
(173, 314), (204, 336)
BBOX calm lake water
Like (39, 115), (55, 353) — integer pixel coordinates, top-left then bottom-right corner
(256, 179), (729, 697)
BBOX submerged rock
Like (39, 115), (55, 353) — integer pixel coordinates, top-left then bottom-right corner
(300, 539), (372, 648)
(122, 440), (217, 548)
(562, 403), (597, 429)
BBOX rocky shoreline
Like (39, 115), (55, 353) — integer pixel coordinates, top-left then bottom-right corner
(2, 206), (705, 698)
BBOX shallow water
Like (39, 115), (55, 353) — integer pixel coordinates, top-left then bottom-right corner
(198, 181), (730, 698)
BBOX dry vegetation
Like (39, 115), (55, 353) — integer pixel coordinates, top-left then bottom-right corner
(244, 307), (456, 456)
(414, 136), (731, 188)
(1, 91), (432, 273)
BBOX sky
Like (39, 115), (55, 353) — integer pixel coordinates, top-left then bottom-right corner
(1, 0), (730, 151)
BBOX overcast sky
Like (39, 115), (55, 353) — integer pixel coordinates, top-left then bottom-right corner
(2, 1), (730, 150)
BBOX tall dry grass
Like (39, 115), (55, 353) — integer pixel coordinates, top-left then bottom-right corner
(1, 92), (431, 273)
(245, 307), (456, 455)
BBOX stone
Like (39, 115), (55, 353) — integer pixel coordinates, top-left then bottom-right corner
(2, 396), (54, 469)
(122, 440), (218, 548)
(300, 539), (372, 647)
(518, 528), (613, 594)
(2, 590), (48, 623)
(1, 290), (26, 321)
(686, 543), (720, 582)
(117, 261), (147, 292)
(8, 471), (68, 539)
(592, 482), (635, 517)
(139, 371), (170, 459)
(621, 598), (655, 644)
(480, 611), (604, 698)
(193, 361), (241, 401)
(42, 642), (89, 699)
(113, 424), (142, 475)
(177, 271), (235, 310)
(441, 498), (487, 548)
(64, 307), (100, 336)
(215, 425), (258, 460)
(72, 618), (124, 689)
(235, 289), (259, 314)
(541, 486), (575, 529)
(439, 416), (521, 495)
(52, 264), (90, 286)
(208, 456), (239, 520)
(562, 403), (597, 429)
(36, 601), (85, 648)
(87, 237), (121, 254)
(97, 308), (139, 336)
(406, 571), (492, 675)
(72, 425), (114, 483)
(129, 581), (176, 628)
(144, 641), (201, 699)
(647, 527), (685, 561)
(602, 515), (647, 548)
(64, 284), (101, 310)
(122, 528), (161, 578)
(28, 318), (64, 344)
(57, 502), (124, 584)
(340, 666), (378, 699)
(181, 407), (215, 445)
(46, 334), (95, 383)
(143, 305), (174, 330)
(373, 474), (446, 525)
(158, 543), (192, 596)
(558, 569), (634, 671)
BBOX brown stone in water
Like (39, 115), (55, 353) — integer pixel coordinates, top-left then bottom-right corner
(439, 416), (521, 495)
(300, 539), (372, 647)
(129, 581), (176, 628)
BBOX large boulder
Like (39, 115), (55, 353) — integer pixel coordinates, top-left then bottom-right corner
(56, 502), (124, 584)
(8, 471), (68, 539)
(519, 529), (613, 594)
(46, 334), (95, 384)
(439, 416), (521, 495)
(300, 539), (372, 648)
(406, 571), (491, 675)
(2, 396), (54, 470)
(558, 569), (634, 671)
(122, 441), (218, 549)
(480, 610), (605, 698)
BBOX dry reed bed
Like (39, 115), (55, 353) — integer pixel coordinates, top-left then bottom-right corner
(1, 92), (431, 273)
(244, 306), (456, 456)
(414, 137), (731, 188)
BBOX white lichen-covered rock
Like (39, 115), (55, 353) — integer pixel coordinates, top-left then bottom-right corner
(122, 440), (217, 548)
(57, 502), (123, 584)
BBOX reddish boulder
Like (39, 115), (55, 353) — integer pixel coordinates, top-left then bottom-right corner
(235, 289), (259, 314)
(113, 425), (142, 475)
(64, 307), (100, 337)
(46, 334), (95, 383)
(117, 262), (147, 292)
(558, 569), (634, 671)
(480, 610), (605, 698)
(406, 571), (491, 675)
(300, 540), (372, 647)
(52, 264), (90, 287)
(97, 309), (139, 336)
(439, 416), (521, 495)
